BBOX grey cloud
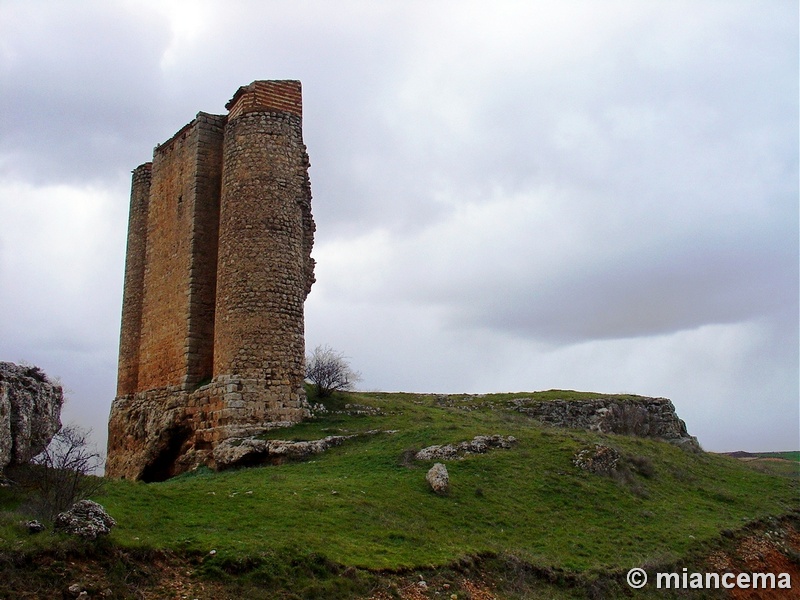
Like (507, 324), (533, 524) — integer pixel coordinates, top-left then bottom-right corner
(0, 2), (171, 183)
(468, 227), (796, 343)
(0, 1), (796, 453)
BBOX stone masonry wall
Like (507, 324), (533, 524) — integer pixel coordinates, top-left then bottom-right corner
(107, 81), (315, 480)
(130, 113), (226, 392)
(184, 113), (225, 388)
(213, 97), (312, 413)
(116, 163), (150, 397)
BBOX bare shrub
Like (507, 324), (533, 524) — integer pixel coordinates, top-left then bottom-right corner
(27, 424), (104, 521)
(627, 454), (655, 478)
(305, 345), (362, 398)
(609, 403), (651, 436)
(397, 448), (418, 469)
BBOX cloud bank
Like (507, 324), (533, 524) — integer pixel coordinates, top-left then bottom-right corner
(0, 0), (796, 454)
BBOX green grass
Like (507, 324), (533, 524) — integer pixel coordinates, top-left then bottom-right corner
(1, 389), (797, 598)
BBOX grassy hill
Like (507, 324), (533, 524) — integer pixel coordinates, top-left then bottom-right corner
(1, 389), (798, 598)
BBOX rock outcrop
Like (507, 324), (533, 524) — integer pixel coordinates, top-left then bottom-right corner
(25, 520), (46, 534)
(510, 396), (701, 451)
(415, 435), (517, 461)
(0, 362), (63, 471)
(212, 434), (355, 470)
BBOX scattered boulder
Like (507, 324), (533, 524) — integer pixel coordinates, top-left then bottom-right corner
(54, 500), (116, 539)
(415, 435), (516, 461)
(343, 403), (384, 416)
(0, 362), (64, 471)
(573, 444), (621, 475)
(25, 520), (45, 534)
(67, 583), (90, 598)
(426, 463), (449, 495)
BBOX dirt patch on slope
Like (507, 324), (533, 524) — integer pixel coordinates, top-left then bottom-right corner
(706, 516), (800, 599)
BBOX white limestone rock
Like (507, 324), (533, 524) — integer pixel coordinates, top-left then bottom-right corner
(426, 462), (449, 495)
(0, 362), (64, 471)
(54, 500), (116, 539)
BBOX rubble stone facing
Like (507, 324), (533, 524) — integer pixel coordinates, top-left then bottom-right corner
(107, 81), (315, 480)
(0, 362), (63, 471)
(573, 444), (621, 475)
(510, 396), (701, 451)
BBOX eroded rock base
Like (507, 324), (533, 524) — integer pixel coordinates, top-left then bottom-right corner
(106, 376), (308, 481)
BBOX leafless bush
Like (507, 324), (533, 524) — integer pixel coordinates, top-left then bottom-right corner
(305, 345), (362, 398)
(609, 403), (651, 436)
(627, 454), (655, 478)
(27, 424), (104, 521)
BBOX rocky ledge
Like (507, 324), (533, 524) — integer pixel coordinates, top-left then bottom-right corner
(510, 396), (701, 451)
(212, 430), (396, 470)
(212, 435), (356, 470)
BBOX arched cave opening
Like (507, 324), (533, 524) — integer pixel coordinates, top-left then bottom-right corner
(140, 426), (192, 483)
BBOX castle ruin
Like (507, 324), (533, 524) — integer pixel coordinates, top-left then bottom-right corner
(106, 81), (315, 481)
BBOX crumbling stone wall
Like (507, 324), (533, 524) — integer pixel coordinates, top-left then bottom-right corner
(107, 81), (315, 481)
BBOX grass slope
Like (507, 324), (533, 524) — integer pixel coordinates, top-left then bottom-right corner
(102, 391), (798, 566)
(1, 389), (798, 598)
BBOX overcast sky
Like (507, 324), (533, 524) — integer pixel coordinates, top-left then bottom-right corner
(1, 0), (797, 455)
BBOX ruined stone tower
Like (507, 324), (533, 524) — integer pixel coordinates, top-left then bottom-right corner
(106, 81), (315, 481)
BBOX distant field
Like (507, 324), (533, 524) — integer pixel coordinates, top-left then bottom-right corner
(754, 451), (800, 462)
(720, 450), (800, 478)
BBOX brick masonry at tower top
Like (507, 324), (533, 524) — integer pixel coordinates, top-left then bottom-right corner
(107, 80), (315, 481)
(226, 80), (302, 119)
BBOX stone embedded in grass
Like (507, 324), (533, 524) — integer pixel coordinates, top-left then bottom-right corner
(54, 499), (116, 539)
(426, 463), (449, 495)
(415, 435), (517, 461)
(24, 520), (45, 534)
(213, 430), (394, 470)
